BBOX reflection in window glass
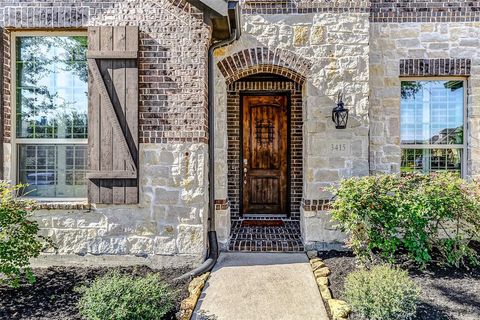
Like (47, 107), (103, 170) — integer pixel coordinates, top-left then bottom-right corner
(401, 149), (462, 175)
(400, 80), (464, 175)
(401, 80), (463, 145)
(15, 35), (88, 198)
(16, 36), (88, 139)
(18, 145), (87, 198)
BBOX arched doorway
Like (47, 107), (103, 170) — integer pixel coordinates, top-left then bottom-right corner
(226, 73), (304, 251)
(216, 47), (311, 251)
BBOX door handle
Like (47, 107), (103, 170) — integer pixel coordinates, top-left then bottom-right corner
(243, 159), (248, 185)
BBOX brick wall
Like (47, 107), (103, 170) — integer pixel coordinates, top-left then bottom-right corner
(1, 31), (10, 144)
(0, 0), (210, 144)
(227, 80), (303, 220)
(0, 0), (212, 259)
(217, 47), (311, 85)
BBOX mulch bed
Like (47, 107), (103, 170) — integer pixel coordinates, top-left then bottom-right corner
(0, 265), (191, 320)
(318, 251), (480, 320)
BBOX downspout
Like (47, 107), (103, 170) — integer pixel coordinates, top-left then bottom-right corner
(0, 28), (4, 180)
(175, 28), (238, 282)
(207, 31), (237, 232)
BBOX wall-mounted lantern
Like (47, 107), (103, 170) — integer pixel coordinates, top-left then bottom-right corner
(332, 93), (349, 129)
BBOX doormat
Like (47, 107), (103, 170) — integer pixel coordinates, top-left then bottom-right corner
(242, 220), (285, 227)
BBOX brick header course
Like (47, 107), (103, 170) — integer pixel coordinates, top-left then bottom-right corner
(400, 58), (472, 77)
(242, 0), (480, 22)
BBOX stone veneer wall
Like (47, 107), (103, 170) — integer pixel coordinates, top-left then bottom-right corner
(3, 0), (480, 255)
(214, 7), (371, 249)
(370, 22), (480, 178)
(0, 0), (211, 265)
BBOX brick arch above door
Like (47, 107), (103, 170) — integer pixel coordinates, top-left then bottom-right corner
(217, 47), (312, 84)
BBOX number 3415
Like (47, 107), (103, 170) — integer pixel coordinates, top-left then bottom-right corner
(330, 143), (347, 152)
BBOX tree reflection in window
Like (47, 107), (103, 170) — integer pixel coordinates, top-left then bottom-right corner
(400, 80), (465, 175)
(401, 148), (462, 175)
(15, 35), (88, 198)
(401, 80), (464, 145)
(16, 36), (88, 139)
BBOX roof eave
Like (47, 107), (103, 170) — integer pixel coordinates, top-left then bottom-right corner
(185, 0), (228, 17)
(185, 0), (241, 41)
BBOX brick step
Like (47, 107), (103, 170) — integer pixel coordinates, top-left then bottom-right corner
(228, 240), (304, 252)
(232, 235), (303, 241)
(233, 228), (300, 233)
(229, 219), (304, 252)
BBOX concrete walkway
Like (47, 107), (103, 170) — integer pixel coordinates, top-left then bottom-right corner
(192, 252), (329, 320)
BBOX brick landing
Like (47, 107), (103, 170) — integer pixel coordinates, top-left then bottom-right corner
(228, 220), (304, 252)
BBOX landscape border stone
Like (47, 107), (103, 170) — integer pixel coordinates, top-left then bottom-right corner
(307, 251), (351, 320)
(178, 272), (210, 320)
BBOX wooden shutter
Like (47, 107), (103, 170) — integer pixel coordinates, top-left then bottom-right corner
(87, 26), (139, 204)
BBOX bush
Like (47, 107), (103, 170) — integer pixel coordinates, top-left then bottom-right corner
(329, 173), (480, 267)
(345, 265), (420, 320)
(0, 182), (49, 287)
(77, 272), (175, 320)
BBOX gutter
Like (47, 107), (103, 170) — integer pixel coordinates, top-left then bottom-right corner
(175, 1), (241, 282)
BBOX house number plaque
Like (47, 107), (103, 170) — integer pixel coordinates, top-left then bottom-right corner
(328, 140), (350, 156)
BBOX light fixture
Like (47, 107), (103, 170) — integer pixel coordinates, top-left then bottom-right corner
(332, 93), (349, 129)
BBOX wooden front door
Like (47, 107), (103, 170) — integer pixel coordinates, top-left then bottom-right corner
(242, 94), (288, 215)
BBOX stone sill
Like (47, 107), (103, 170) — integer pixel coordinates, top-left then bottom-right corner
(35, 201), (93, 211)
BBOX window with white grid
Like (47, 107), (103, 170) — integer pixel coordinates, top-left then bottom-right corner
(13, 33), (88, 198)
(400, 80), (466, 175)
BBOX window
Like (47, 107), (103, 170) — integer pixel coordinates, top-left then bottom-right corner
(400, 80), (465, 175)
(13, 33), (88, 198)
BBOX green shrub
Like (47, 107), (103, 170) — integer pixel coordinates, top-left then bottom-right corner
(345, 265), (420, 320)
(77, 272), (175, 320)
(329, 173), (480, 267)
(0, 181), (49, 287)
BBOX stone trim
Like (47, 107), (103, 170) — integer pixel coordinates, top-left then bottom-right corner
(35, 202), (92, 210)
(227, 80), (303, 220)
(302, 199), (332, 211)
(214, 199), (230, 210)
(399, 58), (471, 77)
(217, 47), (311, 84)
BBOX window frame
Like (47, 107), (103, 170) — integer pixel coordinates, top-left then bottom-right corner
(11, 30), (88, 201)
(400, 77), (468, 177)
